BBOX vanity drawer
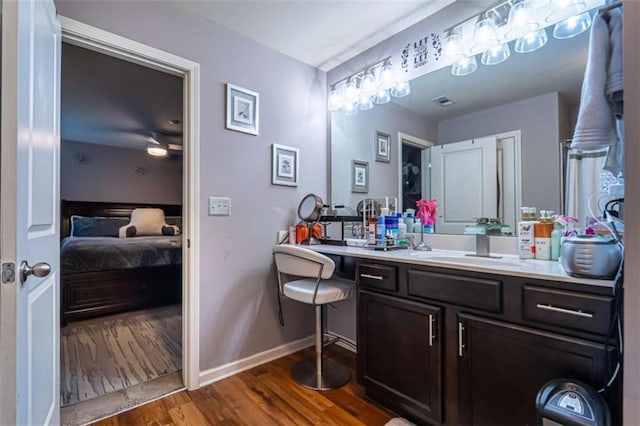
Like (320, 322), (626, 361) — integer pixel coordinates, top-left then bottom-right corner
(407, 269), (502, 313)
(357, 263), (398, 292)
(522, 286), (613, 335)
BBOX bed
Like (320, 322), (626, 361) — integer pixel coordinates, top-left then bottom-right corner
(61, 200), (183, 325)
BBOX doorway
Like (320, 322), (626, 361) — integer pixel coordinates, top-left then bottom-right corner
(58, 16), (200, 424)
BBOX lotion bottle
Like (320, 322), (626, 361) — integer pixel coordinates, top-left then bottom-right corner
(517, 207), (535, 259)
(551, 217), (563, 261)
(534, 210), (554, 260)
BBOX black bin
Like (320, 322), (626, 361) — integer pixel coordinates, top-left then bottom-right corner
(536, 379), (610, 426)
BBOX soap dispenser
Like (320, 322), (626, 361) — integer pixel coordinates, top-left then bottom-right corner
(518, 207), (535, 259)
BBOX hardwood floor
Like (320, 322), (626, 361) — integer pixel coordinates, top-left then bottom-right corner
(92, 345), (394, 426)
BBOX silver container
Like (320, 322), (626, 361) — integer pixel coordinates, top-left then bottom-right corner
(560, 235), (622, 279)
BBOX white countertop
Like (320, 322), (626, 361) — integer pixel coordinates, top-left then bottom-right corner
(307, 244), (615, 289)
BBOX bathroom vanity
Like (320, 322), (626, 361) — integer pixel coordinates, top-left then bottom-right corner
(312, 245), (620, 425)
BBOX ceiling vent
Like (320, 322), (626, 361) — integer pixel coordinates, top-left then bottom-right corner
(431, 95), (455, 107)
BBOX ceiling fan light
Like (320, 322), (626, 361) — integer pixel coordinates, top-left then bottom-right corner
(545, 0), (586, 23)
(505, 0), (540, 40)
(515, 28), (548, 53)
(451, 55), (478, 77)
(553, 12), (591, 39)
(481, 43), (511, 66)
(147, 145), (168, 157)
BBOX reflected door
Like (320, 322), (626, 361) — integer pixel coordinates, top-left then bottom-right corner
(431, 137), (497, 234)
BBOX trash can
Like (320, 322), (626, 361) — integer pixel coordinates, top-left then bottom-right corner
(536, 379), (610, 426)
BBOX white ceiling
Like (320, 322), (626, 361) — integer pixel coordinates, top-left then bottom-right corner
(171, 0), (455, 71)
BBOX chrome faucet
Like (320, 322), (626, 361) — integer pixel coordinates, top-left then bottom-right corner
(465, 218), (502, 258)
(474, 233), (491, 257)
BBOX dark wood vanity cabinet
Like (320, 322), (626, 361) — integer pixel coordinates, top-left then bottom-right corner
(358, 291), (442, 424)
(355, 259), (619, 426)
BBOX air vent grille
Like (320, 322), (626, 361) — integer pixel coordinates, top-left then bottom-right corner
(431, 95), (455, 107)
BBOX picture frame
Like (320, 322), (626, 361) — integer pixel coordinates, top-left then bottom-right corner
(272, 144), (299, 187)
(351, 160), (369, 193)
(375, 131), (391, 163)
(226, 83), (259, 135)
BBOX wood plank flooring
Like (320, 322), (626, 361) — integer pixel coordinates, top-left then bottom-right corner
(92, 345), (394, 425)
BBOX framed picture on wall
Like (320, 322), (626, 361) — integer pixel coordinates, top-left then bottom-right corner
(351, 160), (369, 193)
(226, 84), (259, 135)
(272, 144), (299, 186)
(375, 131), (391, 163)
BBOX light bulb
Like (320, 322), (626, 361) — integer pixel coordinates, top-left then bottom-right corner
(506, 0), (540, 40)
(357, 93), (373, 111)
(444, 31), (465, 61)
(344, 102), (358, 116)
(378, 60), (396, 90)
(327, 87), (343, 111)
(481, 44), (511, 66)
(472, 17), (500, 54)
(343, 77), (359, 105)
(147, 146), (168, 157)
(515, 28), (548, 53)
(373, 88), (391, 104)
(451, 55), (478, 77)
(360, 71), (376, 96)
(553, 12), (591, 39)
(546, 0), (586, 23)
(390, 81), (411, 98)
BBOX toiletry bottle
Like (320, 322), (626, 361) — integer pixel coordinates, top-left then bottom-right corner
(389, 215), (399, 245)
(398, 215), (407, 245)
(368, 217), (378, 246)
(551, 216), (563, 261)
(534, 210), (553, 260)
(405, 212), (414, 234)
(517, 207), (535, 259)
(376, 215), (386, 247)
(413, 218), (422, 233)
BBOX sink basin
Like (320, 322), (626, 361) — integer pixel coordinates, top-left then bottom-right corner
(426, 255), (525, 269)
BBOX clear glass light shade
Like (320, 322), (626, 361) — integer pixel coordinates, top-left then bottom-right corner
(344, 102), (358, 116)
(546, 0), (586, 23)
(390, 81), (411, 98)
(481, 43), (511, 65)
(373, 88), (391, 104)
(360, 71), (376, 96)
(506, 0), (540, 39)
(343, 77), (359, 104)
(451, 55), (478, 77)
(327, 88), (343, 111)
(444, 31), (466, 61)
(378, 61), (396, 90)
(515, 28), (548, 53)
(357, 94), (373, 111)
(553, 12), (591, 39)
(147, 145), (167, 157)
(472, 18), (500, 53)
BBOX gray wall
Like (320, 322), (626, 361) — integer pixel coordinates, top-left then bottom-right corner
(438, 92), (563, 213)
(61, 140), (183, 204)
(56, 1), (327, 372)
(330, 102), (436, 209)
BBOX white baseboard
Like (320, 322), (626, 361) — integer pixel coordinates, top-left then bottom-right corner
(198, 335), (314, 388)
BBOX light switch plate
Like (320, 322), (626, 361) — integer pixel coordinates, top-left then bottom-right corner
(209, 196), (231, 216)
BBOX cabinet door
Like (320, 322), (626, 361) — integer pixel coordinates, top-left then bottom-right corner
(358, 290), (442, 423)
(457, 313), (612, 426)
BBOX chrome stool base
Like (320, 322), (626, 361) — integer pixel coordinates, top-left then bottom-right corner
(291, 358), (350, 391)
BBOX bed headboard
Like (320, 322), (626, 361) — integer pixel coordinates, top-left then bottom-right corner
(61, 200), (183, 238)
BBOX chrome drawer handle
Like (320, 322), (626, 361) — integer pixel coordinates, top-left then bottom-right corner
(428, 314), (435, 347)
(535, 303), (594, 318)
(458, 322), (465, 357)
(360, 273), (384, 281)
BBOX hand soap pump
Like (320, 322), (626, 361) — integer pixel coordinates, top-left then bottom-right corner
(518, 207), (535, 259)
(551, 216), (564, 261)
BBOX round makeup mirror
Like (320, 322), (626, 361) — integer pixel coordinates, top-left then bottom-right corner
(297, 193), (324, 245)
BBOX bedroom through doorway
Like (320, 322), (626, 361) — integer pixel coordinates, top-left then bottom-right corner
(58, 42), (185, 422)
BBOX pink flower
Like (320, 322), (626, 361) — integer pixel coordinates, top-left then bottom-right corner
(416, 198), (437, 226)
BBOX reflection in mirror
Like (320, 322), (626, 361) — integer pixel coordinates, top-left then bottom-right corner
(330, 28), (589, 234)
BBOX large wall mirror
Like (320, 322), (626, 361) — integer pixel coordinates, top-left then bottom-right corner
(330, 28), (588, 235)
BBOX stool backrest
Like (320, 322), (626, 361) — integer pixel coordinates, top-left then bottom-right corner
(272, 245), (335, 281)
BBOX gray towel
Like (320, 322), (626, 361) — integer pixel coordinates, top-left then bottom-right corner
(606, 8), (623, 111)
(571, 12), (617, 151)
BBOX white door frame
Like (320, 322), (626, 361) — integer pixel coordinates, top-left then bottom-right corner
(397, 132), (434, 212)
(58, 16), (201, 390)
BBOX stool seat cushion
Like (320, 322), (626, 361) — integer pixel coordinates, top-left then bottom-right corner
(283, 277), (355, 305)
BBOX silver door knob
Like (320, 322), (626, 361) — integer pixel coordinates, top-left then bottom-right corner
(20, 261), (51, 284)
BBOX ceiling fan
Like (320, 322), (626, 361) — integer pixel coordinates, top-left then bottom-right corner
(146, 131), (183, 157)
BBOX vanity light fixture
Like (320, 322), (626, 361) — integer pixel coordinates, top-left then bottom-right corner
(443, 0), (603, 77)
(553, 11), (592, 39)
(326, 57), (409, 114)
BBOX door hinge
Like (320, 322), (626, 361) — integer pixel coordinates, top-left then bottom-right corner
(2, 263), (16, 284)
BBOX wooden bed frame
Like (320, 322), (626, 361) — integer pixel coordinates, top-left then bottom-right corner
(61, 200), (183, 325)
